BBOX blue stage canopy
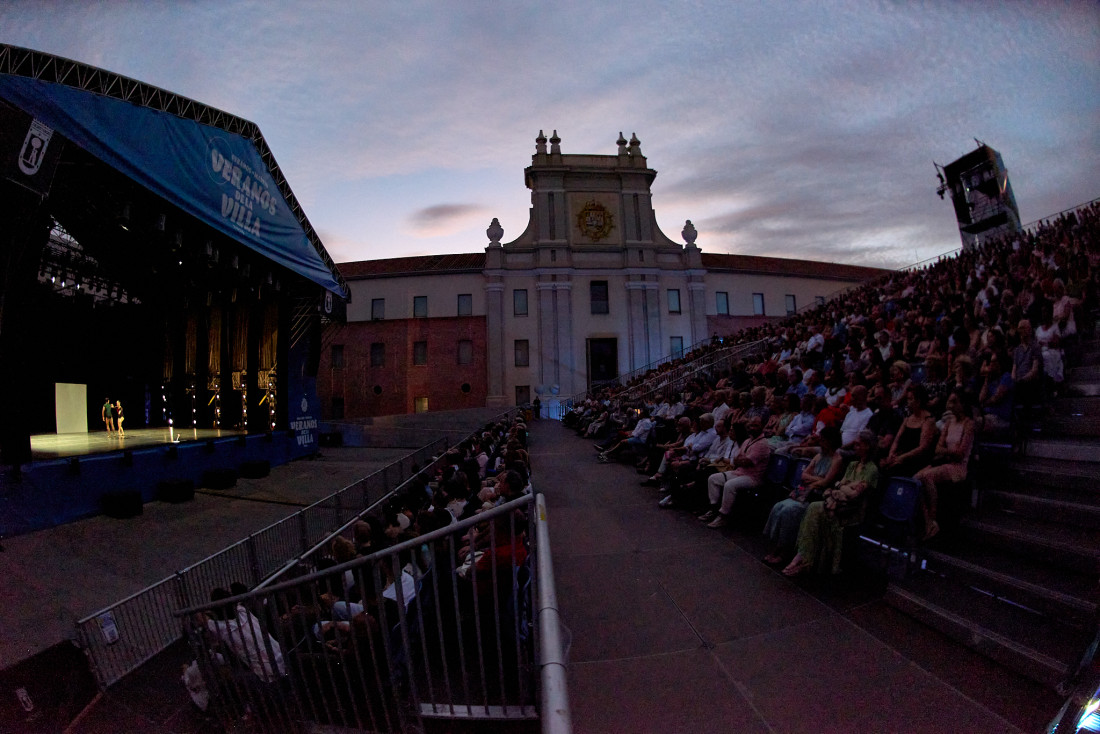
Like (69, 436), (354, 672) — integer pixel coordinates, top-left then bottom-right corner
(0, 73), (347, 298)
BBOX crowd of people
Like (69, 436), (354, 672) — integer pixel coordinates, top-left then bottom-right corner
(192, 413), (535, 722)
(567, 201), (1099, 575)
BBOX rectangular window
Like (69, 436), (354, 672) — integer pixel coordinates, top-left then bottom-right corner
(670, 336), (684, 359)
(370, 342), (385, 367)
(716, 291), (729, 315)
(514, 339), (530, 367)
(371, 298), (384, 320)
(590, 280), (609, 315)
(753, 293), (765, 316)
(515, 385), (531, 406)
(413, 341), (427, 365)
(513, 289), (528, 316)
(667, 289), (681, 314)
(457, 293), (473, 316)
(785, 294), (797, 316)
(457, 339), (473, 365)
(413, 296), (427, 318)
(331, 397), (345, 420)
(414, 397), (429, 413)
(330, 344), (345, 368)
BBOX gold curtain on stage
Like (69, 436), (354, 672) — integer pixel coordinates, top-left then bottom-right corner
(184, 311), (198, 377)
(207, 307), (222, 376)
(162, 331), (173, 382)
(260, 301), (278, 372)
(231, 305), (249, 374)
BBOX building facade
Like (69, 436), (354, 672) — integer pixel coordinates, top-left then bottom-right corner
(321, 133), (886, 418)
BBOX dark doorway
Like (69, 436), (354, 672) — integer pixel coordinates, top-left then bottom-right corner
(586, 338), (618, 387)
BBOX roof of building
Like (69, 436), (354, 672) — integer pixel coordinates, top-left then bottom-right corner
(338, 251), (890, 282)
(700, 253), (889, 281)
(340, 253), (488, 279)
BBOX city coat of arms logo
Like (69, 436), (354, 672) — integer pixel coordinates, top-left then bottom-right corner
(576, 200), (614, 242)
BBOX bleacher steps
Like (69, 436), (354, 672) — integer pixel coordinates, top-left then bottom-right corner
(960, 515), (1100, 574)
(1066, 382), (1100, 398)
(921, 548), (1098, 627)
(1024, 436), (1100, 462)
(1010, 456), (1100, 496)
(1068, 365), (1100, 382)
(1043, 413), (1100, 438)
(984, 491), (1100, 530)
(885, 578), (1086, 691)
(1053, 395), (1100, 416)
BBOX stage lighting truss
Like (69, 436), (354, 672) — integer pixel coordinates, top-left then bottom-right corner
(38, 221), (137, 305)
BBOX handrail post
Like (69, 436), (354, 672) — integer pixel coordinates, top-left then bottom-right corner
(535, 493), (572, 733)
(297, 510), (309, 554)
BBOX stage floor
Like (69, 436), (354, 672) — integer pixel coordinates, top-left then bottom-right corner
(30, 427), (247, 460)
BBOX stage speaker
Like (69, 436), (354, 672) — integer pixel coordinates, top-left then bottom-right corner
(101, 490), (142, 519)
(155, 479), (195, 503)
(202, 468), (237, 490)
(240, 460), (270, 479)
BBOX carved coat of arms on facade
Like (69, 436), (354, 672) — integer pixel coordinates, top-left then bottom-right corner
(576, 200), (615, 242)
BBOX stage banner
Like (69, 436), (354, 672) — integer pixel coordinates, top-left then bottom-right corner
(0, 98), (64, 196)
(0, 74), (346, 298)
(287, 316), (320, 455)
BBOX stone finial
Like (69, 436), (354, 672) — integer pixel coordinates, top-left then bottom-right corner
(549, 129), (561, 155)
(486, 217), (504, 245)
(535, 130), (547, 155)
(628, 132), (641, 156)
(617, 132), (628, 155)
(682, 220), (698, 246)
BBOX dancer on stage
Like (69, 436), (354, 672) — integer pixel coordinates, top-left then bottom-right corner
(102, 397), (115, 435)
(115, 399), (125, 437)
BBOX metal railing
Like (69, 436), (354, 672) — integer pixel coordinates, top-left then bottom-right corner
(75, 439), (446, 689)
(174, 491), (571, 733)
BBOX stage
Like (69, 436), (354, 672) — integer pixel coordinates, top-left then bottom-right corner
(30, 427), (247, 460)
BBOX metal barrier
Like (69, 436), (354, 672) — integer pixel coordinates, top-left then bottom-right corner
(174, 491), (571, 733)
(75, 439), (446, 689)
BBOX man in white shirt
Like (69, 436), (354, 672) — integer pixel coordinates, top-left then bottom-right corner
(839, 385), (873, 449)
(205, 588), (285, 683)
(599, 408), (654, 463)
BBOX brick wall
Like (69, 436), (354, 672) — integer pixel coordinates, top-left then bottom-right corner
(318, 316), (488, 418)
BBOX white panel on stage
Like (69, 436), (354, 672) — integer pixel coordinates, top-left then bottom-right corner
(55, 382), (88, 434)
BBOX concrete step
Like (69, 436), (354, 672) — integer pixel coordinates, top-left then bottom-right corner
(1066, 382), (1100, 398)
(1068, 365), (1100, 382)
(885, 576), (1093, 691)
(921, 548), (1099, 629)
(1025, 436), (1100, 462)
(1053, 395), (1100, 416)
(961, 515), (1100, 574)
(984, 491), (1100, 530)
(1041, 413), (1100, 438)
(1007, 456), (1100, 495)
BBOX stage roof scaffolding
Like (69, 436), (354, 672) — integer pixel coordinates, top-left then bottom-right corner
(0, 43), (349, 301)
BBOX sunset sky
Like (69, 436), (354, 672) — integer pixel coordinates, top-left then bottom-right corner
(3, 1), (1098, 269)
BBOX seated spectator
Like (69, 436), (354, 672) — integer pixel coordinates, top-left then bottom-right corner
(642, 416), (693, 485)
(783, 430), (879, 577)
(762, 394), (794, 440)
(1035, 302), (1064, 397)
(698, 416), (771, 528)
(763, 426), (844, 564)
(1012, 319), (1044, 412)
(886, 361), (912, 410)
(204, 587), (286, 683)
(598, 407), (653, 463)
(978, 351), (1014, 434)
(878, 385), (937, 478)
(915, 389), (976, 540)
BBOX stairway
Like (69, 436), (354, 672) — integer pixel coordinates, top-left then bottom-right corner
(884, 333), (1100, 694)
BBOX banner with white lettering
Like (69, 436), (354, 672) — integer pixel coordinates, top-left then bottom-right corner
(0, 74), (345, 298)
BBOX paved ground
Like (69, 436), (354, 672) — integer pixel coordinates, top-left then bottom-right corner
(0, 414), (1067, 732)
(534, 420), (1062, 734)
